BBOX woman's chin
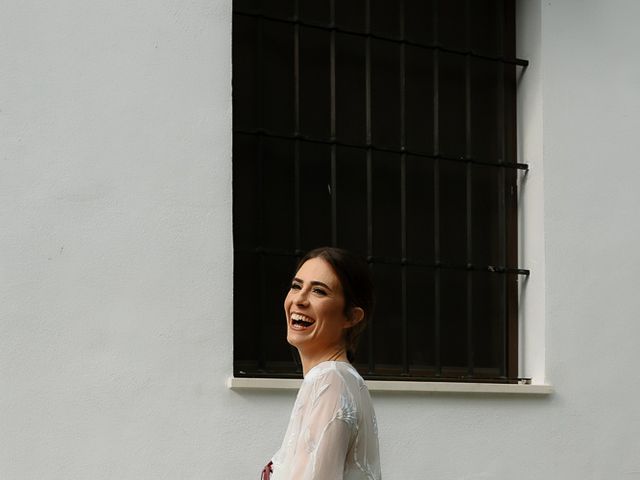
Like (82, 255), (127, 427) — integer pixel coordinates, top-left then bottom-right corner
(288, 330), (321, 353)
(286, 331), (306, 348)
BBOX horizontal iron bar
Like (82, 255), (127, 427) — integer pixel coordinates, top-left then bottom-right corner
(236, 247), (530, 276)
(235, 129), (529, 171)
(487, 265), (529, 275)
(233, 10), (529, 67)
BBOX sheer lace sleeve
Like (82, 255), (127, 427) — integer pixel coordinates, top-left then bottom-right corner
(289, 369), (357, 479)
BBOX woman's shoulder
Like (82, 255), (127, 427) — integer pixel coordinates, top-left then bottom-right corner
(304, 361), (365, 391)
(305, 360), (356, 378)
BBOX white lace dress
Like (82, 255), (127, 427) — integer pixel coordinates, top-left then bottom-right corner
(270, 361), (381, 480)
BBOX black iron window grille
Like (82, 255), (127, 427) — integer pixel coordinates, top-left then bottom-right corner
(233, 0), (530, 383)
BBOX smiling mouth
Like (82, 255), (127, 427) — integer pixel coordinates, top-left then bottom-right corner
(290, 313), (315, 329)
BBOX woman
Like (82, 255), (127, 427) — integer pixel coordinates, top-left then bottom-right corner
(262, 247), (381, 480)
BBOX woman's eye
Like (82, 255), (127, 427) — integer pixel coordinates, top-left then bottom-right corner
(290, 283), (302, 290)
(312, 288), (327, 296)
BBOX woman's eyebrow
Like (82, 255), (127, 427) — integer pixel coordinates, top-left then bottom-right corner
(292, 277), (333, 291)
(310, 280), (332, 291)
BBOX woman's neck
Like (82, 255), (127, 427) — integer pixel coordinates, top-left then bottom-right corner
(299, 346), (348, 376)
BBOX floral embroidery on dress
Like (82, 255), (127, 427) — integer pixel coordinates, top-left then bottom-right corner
(303, 425), (316, 454)
(335, 391), (358, 427)
(311, 382), (330, 410)
(372, 411), (378, 437)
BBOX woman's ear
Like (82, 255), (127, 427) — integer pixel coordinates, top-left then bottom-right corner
(345, 307), (364, 328)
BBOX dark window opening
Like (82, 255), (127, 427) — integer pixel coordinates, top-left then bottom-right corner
(233, 0), (529, 383)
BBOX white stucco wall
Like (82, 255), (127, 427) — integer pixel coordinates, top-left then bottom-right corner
(1, 0), (639, 479)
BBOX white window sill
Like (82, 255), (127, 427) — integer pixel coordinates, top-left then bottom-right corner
(226, 377), (553, 395)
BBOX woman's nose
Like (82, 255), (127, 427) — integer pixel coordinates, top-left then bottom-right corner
(295, 289), (309, 306)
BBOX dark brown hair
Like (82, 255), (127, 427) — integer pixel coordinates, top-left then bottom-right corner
(296, 247), (374, 363)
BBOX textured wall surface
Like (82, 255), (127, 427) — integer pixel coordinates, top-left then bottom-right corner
(1, 0), (639, 479)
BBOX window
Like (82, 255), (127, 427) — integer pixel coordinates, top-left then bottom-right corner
(232, 0), (529, 383)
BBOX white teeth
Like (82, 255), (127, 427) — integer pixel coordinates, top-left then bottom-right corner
(290, 313), (314, 329)
(291, 313), (313, 323)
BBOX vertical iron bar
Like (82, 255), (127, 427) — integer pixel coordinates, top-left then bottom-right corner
(498, 161), (507, 379)
(258, 252), (267, 371)
(432, 0), (442, 377)
(330, 0), (338, 246)
(399, 0), (409, 375)
(257, 13), (264, 129)
(293, 0), (301, 252)
(504, 0), (519, 380)
(497, 0), (507, 379)
(257, 138), (266, 371)
(256, 15), (266, 371)
(365, 0), (375, 374)
(293, 0), (300, 135)
(464, 0), (474, 378)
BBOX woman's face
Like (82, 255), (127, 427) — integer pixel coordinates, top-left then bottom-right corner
(284, 257), (351, 355)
